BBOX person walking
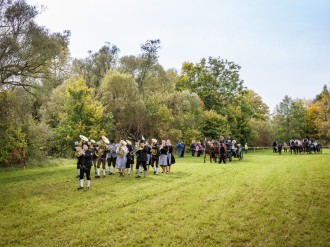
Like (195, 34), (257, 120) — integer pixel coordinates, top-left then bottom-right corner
(78, 142), (93, 190)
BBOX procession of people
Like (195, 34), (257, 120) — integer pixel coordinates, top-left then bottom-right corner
(73, 133), (252, 189)
(74, 135), (177, 190)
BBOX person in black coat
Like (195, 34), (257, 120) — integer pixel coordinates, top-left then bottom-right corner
(78, 143), (93, 190)
(135, 141), (148, 178)
(166, 139), (175, 172)
(219, 143), (227, 164)
(151, 139), (160, 175)
(125, 140), (134, 175)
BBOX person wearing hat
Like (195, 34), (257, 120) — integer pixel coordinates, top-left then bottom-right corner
(74, 142), (83, 178)
(96, 136), (109, 178)
(159, 140), (169, 173)
(74, 135), (88, 178)
(125, 140), (134, 175)
(106, 139), (118, 175)
(78, 142), (93, 190)
(90, 139), (98, 175)
(150, 138), (160, 175)
(135, 141), (148, 178)
(116, 140), (128, 177)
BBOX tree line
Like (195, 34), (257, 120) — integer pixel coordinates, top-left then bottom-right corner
(0, 0), (329, 166)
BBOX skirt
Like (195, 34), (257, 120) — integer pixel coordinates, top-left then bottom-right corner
(116, 156), (127, 169)
(158, 154), (168, 166)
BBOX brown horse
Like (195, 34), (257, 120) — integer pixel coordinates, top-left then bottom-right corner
(204, 140), (220, 163)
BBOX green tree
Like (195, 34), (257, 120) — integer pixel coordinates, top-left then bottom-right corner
(307, 85), (330, 144)
(137, 39), (161, 89)
(98, 71), (145, 140)
(118, 39), (161, 95)
(231, 90), (270, 144)
(177, 57), (245, 114)
(176, 57), (269, 144)
(52, 77), (112, 155)
(201, 110), (229, 139)
(0, 0), (70, 90)
(249, 119), (274, 147)
(0, 90), (27, 165)
(72, 42), (120, 88)
(272, 96), (307, 142)
(153, 90), (204, 143)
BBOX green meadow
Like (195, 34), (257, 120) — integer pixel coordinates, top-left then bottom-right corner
(0, 150), (329, 247)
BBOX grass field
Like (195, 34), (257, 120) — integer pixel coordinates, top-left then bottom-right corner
(0, 150), (329, 247)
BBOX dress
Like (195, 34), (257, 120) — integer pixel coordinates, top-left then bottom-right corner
(116, 146), (128, 169)
(158, 145), (168, 166)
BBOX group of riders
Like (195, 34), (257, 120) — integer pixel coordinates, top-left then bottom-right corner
(74, 135), (175, 190)
(272, 138), (322, 154)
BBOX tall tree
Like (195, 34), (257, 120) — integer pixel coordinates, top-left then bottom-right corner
(98, 71), (145, 140)
(176, 57), (266, 143)
(0, 0), (70, 91)
(72, 42), (120, 88)
(272, 96), (307, 141)
(177, 57), (245, 114)
(306, 85), (330, 144)
(44, 77), (112, 156)
(137, 39), (161, 89)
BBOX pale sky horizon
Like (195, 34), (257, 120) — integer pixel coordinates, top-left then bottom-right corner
(30, 0), (330, 111)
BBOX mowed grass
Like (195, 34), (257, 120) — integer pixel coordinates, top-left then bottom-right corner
(0, 150), (329, 247)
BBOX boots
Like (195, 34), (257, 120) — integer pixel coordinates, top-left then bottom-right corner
(78, 179), (84, 190)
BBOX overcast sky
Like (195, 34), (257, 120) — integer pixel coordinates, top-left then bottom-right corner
(30, 0), (330, 111)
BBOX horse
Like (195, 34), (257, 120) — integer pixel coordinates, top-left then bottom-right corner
(289, 139), (295, 154)
(295, 139), (303, 154)
(272, 141), (278, 153)
(204, 140), (220, 163)
(302, 138), (309, 153)
(290, 139), (303, 154)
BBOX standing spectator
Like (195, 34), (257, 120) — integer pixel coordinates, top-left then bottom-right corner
(182, 142), (186, 157)
(200, 140), (205, 156)
(244, 143), (248, 154)
(196, 141), (202, 157)
(190, 141), (196, 157)
(176, 140), (184, 158)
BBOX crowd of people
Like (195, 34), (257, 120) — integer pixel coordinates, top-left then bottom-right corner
(74, 135), (248, 190)
(74, 136), (176, 190)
